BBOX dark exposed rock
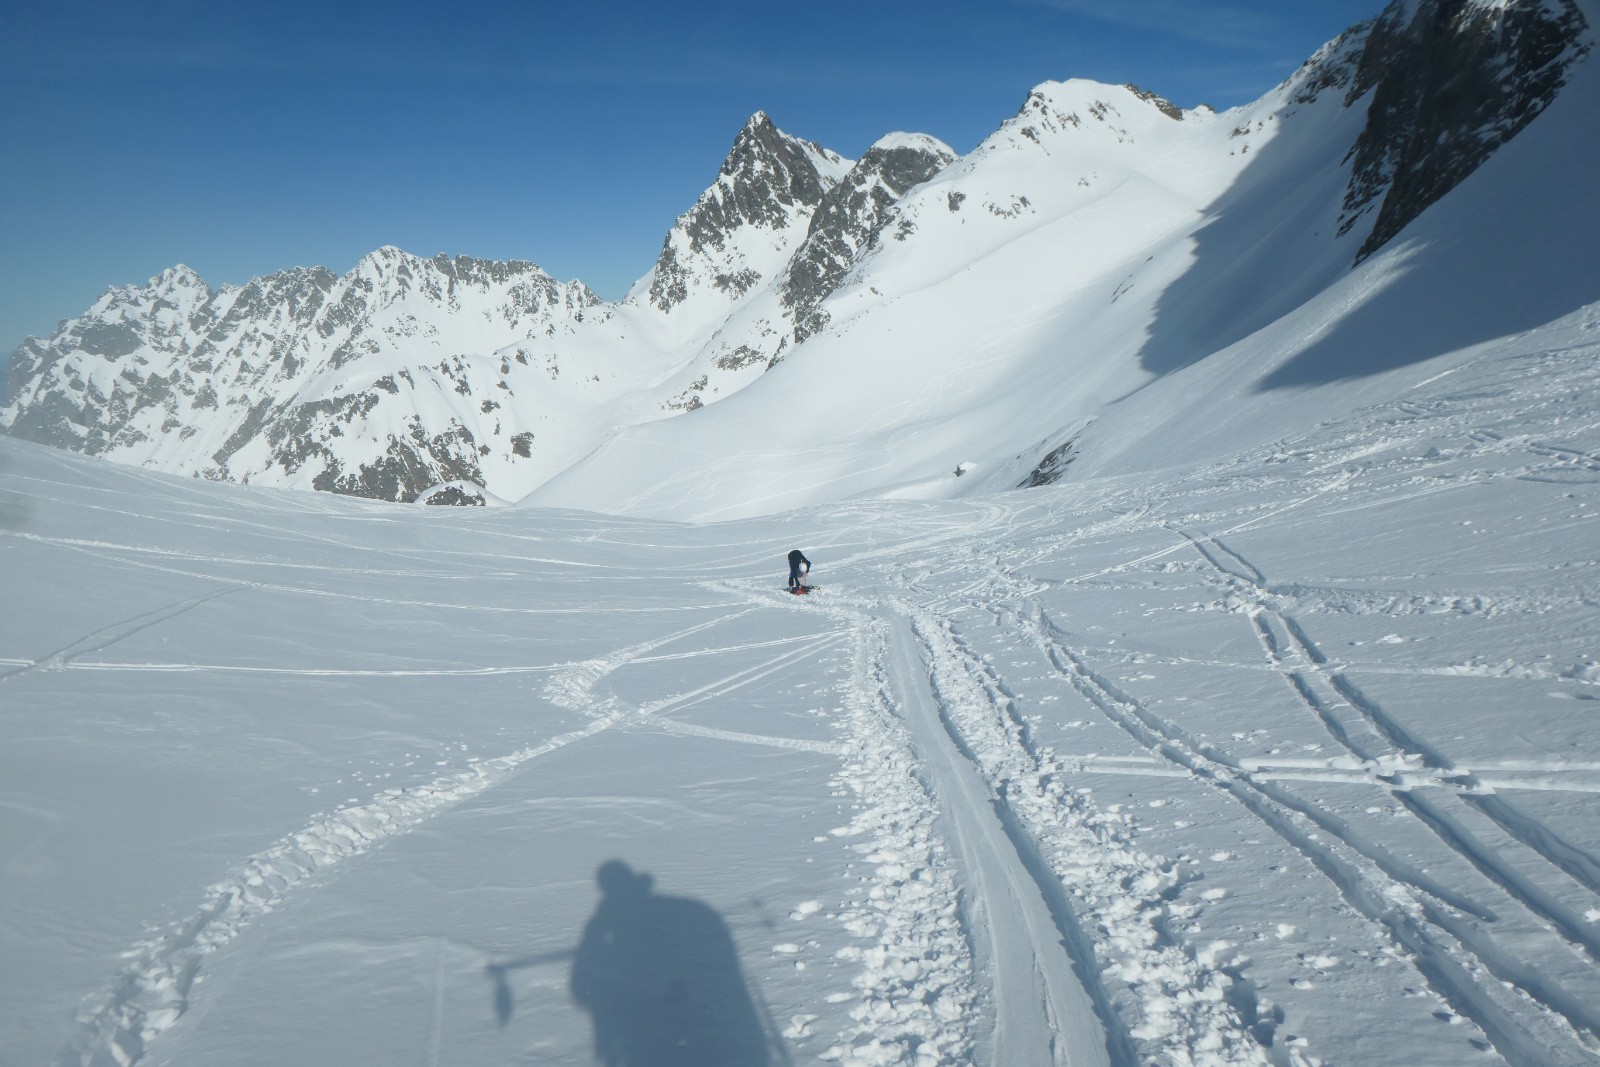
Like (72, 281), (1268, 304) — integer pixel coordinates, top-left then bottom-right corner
(1122, 84), (1185, 120)
(647, 113), (846, 313)
(1339, 0), (1590, 261)
(713, 268), (762, 298)
(780, 135), (956, 343)
(307, 420), (484, 502)
(1020, 436), (1078, 488)
(662, 376), (709, 413)
(1288, 24), (1374, 106)
(208, 397), (279, 471)
(418, 482), (488, 506)
(712, 345), (768, 371)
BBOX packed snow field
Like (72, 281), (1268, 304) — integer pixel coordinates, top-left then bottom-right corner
(4, 309), (1600, 1067)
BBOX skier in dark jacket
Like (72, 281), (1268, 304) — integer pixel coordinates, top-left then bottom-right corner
(787, 549), (812, 592)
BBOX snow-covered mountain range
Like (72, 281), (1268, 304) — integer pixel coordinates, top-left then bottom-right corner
(8, 3), (1600, 1064)
(1, 0), (1593, 515)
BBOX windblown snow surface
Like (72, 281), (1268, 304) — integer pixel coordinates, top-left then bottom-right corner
(4, 272), (1600, 1067)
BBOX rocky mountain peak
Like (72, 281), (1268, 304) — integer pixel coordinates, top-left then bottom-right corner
(739, 109), (773, 136)
(644, 114), (852, 313)
(781, 132), (957, 341)
(1120, 84), (1186, 120)
(1338, 0), (1591, 260)
(717, 111), (844, 202)
(987, 78), (1189, 156)
(150, 264), (210, 297)
(1284, 21), (1376, 105)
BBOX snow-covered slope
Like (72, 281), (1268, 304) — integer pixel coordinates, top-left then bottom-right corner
(529, 0), (1595, 519)
(1074, 18), (1600, 483)
(524, 68), (1356, 517)
(4, 268), (1599, 1064)
(2, 0), (1591, 521)
(0, 116), (865, 503)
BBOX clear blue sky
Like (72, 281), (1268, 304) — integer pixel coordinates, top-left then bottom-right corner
(0, 0), (1381, 356)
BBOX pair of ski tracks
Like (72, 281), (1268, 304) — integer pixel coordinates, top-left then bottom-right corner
(890, 577), (1282, 1067)
(50, 605), (845, 1067)
(962, 524), (1600, 1065)
(882, 607), (1123, 1067)
(803, 566), (1277, 1065)
(0, 586), (244, 684)
(1167, 528), (1600, 1062)
(787, 584), (1116, 1067)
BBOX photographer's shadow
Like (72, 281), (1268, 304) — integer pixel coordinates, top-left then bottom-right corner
(568, 860), (773, 1066)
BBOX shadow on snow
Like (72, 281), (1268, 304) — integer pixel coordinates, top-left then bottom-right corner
(488, 859), (779, 1066)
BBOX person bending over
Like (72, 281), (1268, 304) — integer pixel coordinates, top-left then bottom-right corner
(787, 549), (811, 592)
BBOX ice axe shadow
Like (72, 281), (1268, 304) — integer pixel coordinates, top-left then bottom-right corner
(485, 949), (573, 1026)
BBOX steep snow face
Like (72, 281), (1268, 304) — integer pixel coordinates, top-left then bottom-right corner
(1076, 8), (1600, 476)
(525, 71), (1372, 519)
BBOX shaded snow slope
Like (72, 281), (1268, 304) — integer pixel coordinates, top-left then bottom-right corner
(1077, 28), (1600, 481)
(4, 284), (1599, 1064)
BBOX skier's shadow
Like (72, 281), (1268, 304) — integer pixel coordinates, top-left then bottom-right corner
(491, 859), (775, 1065)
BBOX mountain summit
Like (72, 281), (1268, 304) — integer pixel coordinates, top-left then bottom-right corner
(640, 112), (852, 315)
(2, 0), (1593, 511)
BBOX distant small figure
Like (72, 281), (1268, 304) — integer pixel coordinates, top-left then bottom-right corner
(787, 549), (812, 593)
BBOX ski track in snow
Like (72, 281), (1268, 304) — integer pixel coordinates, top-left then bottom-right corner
(646, 717), (847, 755)
(896, 588), (1268, 1066)
(0, 587), (243, 683)
(756, 343), (1600, 1066)
(1022, 602), (1598, 1066)
(886, 608), (1123, 1067)
(52, 714), (619, 1067)
(20, 337), (1600, 1067)
(1177, 530), (1600, 1047)
(789, 593), (981, 1067)
(7, 530), (736, 618)
(50, 606), (845, 1067)
(742, 571), (1270, 1065)
(872, 354), (1600, 1064)
(793, 452), (1592, 1067)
